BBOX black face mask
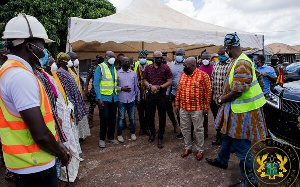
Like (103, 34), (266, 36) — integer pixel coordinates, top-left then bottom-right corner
(155, 57), (163, 66)
(183, 67), (192, 75)
(123, 62), (130, 70)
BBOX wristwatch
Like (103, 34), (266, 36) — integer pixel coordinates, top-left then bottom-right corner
(147, 84), (152, 90)
(158, 85), (161, 90)
(218, 98), (222, 104)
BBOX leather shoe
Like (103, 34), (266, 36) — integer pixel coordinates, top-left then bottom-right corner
(157, 139), (164, 149)
(181, 149), (192, 157)
(196, 151), (203, 161)
(149, 133), (155, 142)
(205, 158), (228, 169)
(228, 179), (253, 187)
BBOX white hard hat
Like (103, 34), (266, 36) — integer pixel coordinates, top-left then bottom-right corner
(2, 13), (53, 44)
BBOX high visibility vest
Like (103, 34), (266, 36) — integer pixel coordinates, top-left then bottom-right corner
(0, 60), (57, 170)
(229, 53), (266, 113)
(134, 60), (152, 72)
(99, 62), (117, 96)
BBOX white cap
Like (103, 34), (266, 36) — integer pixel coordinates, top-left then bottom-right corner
(2, 13), (54, 44)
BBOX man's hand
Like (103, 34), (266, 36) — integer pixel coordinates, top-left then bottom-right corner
(203, 109), (208, 116)
(151, 85), (158, 94)
(98, 99), (104, 109)
(174, 106), (179, 115)
(121, 85), (132, 92)
(58, 142), (71, 167)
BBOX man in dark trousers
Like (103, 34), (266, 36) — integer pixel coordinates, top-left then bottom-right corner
(143, 51), (172, 148)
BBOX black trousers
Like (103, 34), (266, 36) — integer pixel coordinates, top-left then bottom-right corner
(99, 101), (118, 140)
(166, 95), (177, 125)
(146, 93), (167, 140)
(210, 99), (220, 120)
(137, 99), (148, 131)
(14, 166), (57, 187)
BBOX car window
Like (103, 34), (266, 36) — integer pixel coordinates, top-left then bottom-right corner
(286, 62), (300, 72)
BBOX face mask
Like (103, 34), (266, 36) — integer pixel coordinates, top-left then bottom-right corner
(218, 56), (228, 62)
(202, 59), (210, 66)
(51, 63), (58, 71)
(139, 58), (147, 65)
(108, 57), (115, 65)
(183, 67), (192, 75)
(73, 59), (79, 67)
(39, 49), (49, 67)
(67, 60), (73, 67)
(176, 56), (183, 62)
(155, 57), (162, 66)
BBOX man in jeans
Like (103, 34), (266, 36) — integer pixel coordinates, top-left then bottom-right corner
(93, 51), (119, 148)
(117, 57), (140, 142)
(143, 51), (172, 149)
(174, 57), (212, 161)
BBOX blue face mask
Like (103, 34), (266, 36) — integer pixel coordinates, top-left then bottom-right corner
(176, 55), (184, 62)
(139, 58), (147, 65)
(218, 55), (228, 62)
(39, 49), (49, 67)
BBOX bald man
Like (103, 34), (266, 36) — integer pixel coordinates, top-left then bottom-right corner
(143, 51), (172, 148)
(174, 57), (212, 160)
(93, 51), (119, 148)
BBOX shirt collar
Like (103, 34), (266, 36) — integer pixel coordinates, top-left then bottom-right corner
(119, 68), (132, 73)
(7, 54), (33, 72)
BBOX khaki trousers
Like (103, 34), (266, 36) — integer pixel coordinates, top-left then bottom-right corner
(180, 109), (204, 152)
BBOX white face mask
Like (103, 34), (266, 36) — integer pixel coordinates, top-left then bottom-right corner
(108, 57), (115, 65)
(51, 63), (58, 71)
(202, 59), (210, 66)
(67, 60), (73, 67)
(73, 59), (79, 67)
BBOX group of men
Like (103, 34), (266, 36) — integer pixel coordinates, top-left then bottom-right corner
(0, 13), (281, 187)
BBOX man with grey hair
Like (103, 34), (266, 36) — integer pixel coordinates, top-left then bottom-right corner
(175, 57), (211, 161)
(143, 51), (172, 148)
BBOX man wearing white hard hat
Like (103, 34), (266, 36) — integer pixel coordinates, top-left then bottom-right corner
(0, 14), (70, 186)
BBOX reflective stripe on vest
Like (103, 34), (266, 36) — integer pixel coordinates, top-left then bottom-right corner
(0, 60), (57, 170)
(229, 53), (266, 113)
(99, 63), (117, 96)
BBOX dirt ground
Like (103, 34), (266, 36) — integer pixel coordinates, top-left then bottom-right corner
(1, 105), (299, 187)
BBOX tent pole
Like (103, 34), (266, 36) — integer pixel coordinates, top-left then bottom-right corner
(262, 35), (265, 57)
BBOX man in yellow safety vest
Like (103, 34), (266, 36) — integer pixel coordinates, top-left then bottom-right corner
(93, 51), (120, 148)
(0, 14), (70, 187)
(206, 33), (267, 187)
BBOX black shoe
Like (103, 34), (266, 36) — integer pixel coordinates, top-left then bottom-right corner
(158, 139), (164, 149)
(176, 133), (183, 139)
(205, 158), (228, 169)
(149, 133), (155, 142)
(228, 179), (253, 187)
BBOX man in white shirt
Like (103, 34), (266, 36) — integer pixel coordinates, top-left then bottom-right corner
(0, 14), (70, 187)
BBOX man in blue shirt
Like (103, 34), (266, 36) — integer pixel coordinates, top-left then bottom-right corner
(93, 51), (119, 148)
(254, 55), (277, 95)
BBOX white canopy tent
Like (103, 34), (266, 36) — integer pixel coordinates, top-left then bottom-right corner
(67, 0), (263, 60)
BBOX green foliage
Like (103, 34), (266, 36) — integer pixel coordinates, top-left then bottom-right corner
(0, 0), (116, 56)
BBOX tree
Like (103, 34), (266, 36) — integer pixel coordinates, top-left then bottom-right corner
(0, 0), (116, 56)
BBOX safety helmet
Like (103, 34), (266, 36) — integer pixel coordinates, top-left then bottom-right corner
(2, 13), (53, 44)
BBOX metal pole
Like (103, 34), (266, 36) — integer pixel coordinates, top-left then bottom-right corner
(262, 35), (265, 57)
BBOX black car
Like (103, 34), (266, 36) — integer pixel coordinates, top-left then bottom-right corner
(286, 62), (300, 82)
(264, 80), (300, 150)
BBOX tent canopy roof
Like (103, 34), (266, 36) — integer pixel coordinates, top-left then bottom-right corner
(68, 0), (263, 59)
